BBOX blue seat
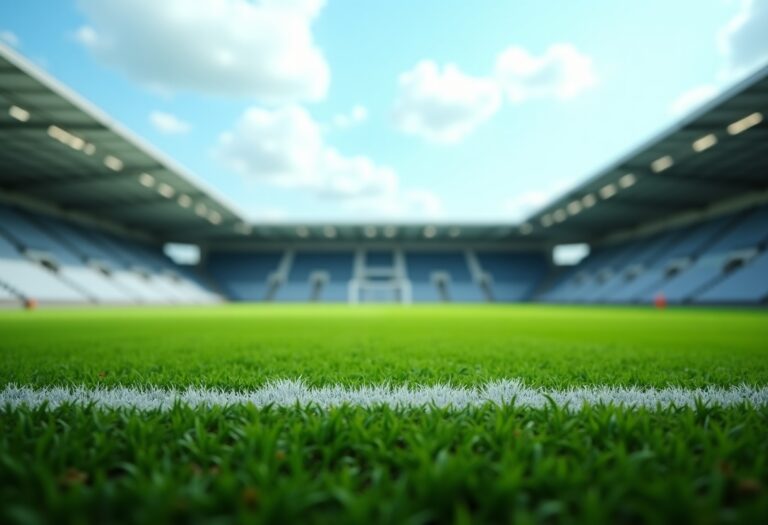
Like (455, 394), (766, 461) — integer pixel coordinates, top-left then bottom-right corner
(479, 252), (548, 302)
(207, 252), (282, 301)
(696, 251), (768, 304)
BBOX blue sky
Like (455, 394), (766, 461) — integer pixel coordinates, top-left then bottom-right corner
(2, 0), (767, 223)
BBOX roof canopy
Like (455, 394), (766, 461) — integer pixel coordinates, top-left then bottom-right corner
(521, 64), (768, 243)
(1, 43), (766, 246)
(0, 43), (249, 241)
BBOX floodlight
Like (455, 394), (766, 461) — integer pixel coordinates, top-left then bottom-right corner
(104, 155), (124, 171)
(599, 183), (617, 199)
(177, 194), (192, 208)
(581, 194), (597, 208)
(157, 183), (175, 198)
(9, 105), (30, 122)
(567, 200), (582, 216)
(138, 173), (155, 188)
(651, 155), (673, 173)
(727, 112), (762, 135)
(692, 134), (717, 152)
(618, 173), (636, 189)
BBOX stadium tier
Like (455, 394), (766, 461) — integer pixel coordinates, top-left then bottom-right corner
(541, 203), (768, 305)
(0, 202), (219, 305)
(0, 44), (766, 307)
(203, 248), (548, 304)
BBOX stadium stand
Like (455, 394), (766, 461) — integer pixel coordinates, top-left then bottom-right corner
(405, 251), (479, 302)
(0, 43), (766, 307)
(478, 252), (550, 301)
(0, 226), (84, 304)
(542, 204), (768, 305)
(206, 251), (282, 301)
(277, 252), (354, 302)
(0, 202), (218, 305)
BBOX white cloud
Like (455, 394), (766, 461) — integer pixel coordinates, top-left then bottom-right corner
(216, 105), (441, 218)
(669, 1), (768, 117)
(332, 105), (368, 129)
(495, 44), (598, 102)
(75, 0), (329, 102)
(149, 111), (191, 135)
(344, 188), (443, 218)
(216, 106), (325, 189)
(669, 84), (719, 116)
(250, 207), (289, 222)
(503, 179), (575, 221)
(503, 191), (550, 221)
(393, 61), (502, 144)
(719, 0), (768, 74)
(0, 30), (19, 48)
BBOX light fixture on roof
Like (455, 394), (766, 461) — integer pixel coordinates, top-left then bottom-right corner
(599, 183), (617, 199)
(383, 225), (397, 238)
(177, 194), (192, 208)
(618, 173), (636, 189)
(47, 125), (66, 140)
(104, 155), (124, 172)
(83, 143), (96, 156)
(692, 133), (717, 153)
(296, 226), (309, 238)
(157, 182), (175, 198)
(581, 193), (597, 208)
(566, 200), (582, 216)
(553, 209), (567, 223)
(68, 136), (85, 151)
(9, 105), (30, 122)
(540, 214), (554, 227)
(650, 155), (673, 173)
(423, 225), (437, 238)
(138, 173), (155, 188)
(449, 227), (461, 238)
(323, 225), (337, 238)
(47, 124), (88, 152)
(195, 203), (208, 217)
(519, 223), (533, 235)
(727, 112), (763, 135)
(207, 210), (222, 225)
(363, 226), (377, 238)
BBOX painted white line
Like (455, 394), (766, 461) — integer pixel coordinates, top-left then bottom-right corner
(1, 380), (767, 411)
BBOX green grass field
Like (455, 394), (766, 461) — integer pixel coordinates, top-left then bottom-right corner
(1, 305), (767, 523)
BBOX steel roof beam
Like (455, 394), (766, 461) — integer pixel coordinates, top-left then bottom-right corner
(639, 171), (767, 192)
(0, 123), (106, 131)
(0, 167), (166, 191)
(68, 192), (206, 212)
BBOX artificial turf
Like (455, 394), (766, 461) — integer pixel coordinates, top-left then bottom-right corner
(1, 304), (767, 524)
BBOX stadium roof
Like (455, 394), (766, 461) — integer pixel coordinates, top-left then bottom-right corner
(520, 63), (768, 243)
(0, 43), (251, 241)
(0, 44), (531, 246)
(1, 42), (766, 246)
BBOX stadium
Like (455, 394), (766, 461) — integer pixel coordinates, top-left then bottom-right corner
(1, 5), (767, 524)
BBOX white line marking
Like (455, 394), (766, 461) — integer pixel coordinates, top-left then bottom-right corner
(2, 380), (767, 411)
